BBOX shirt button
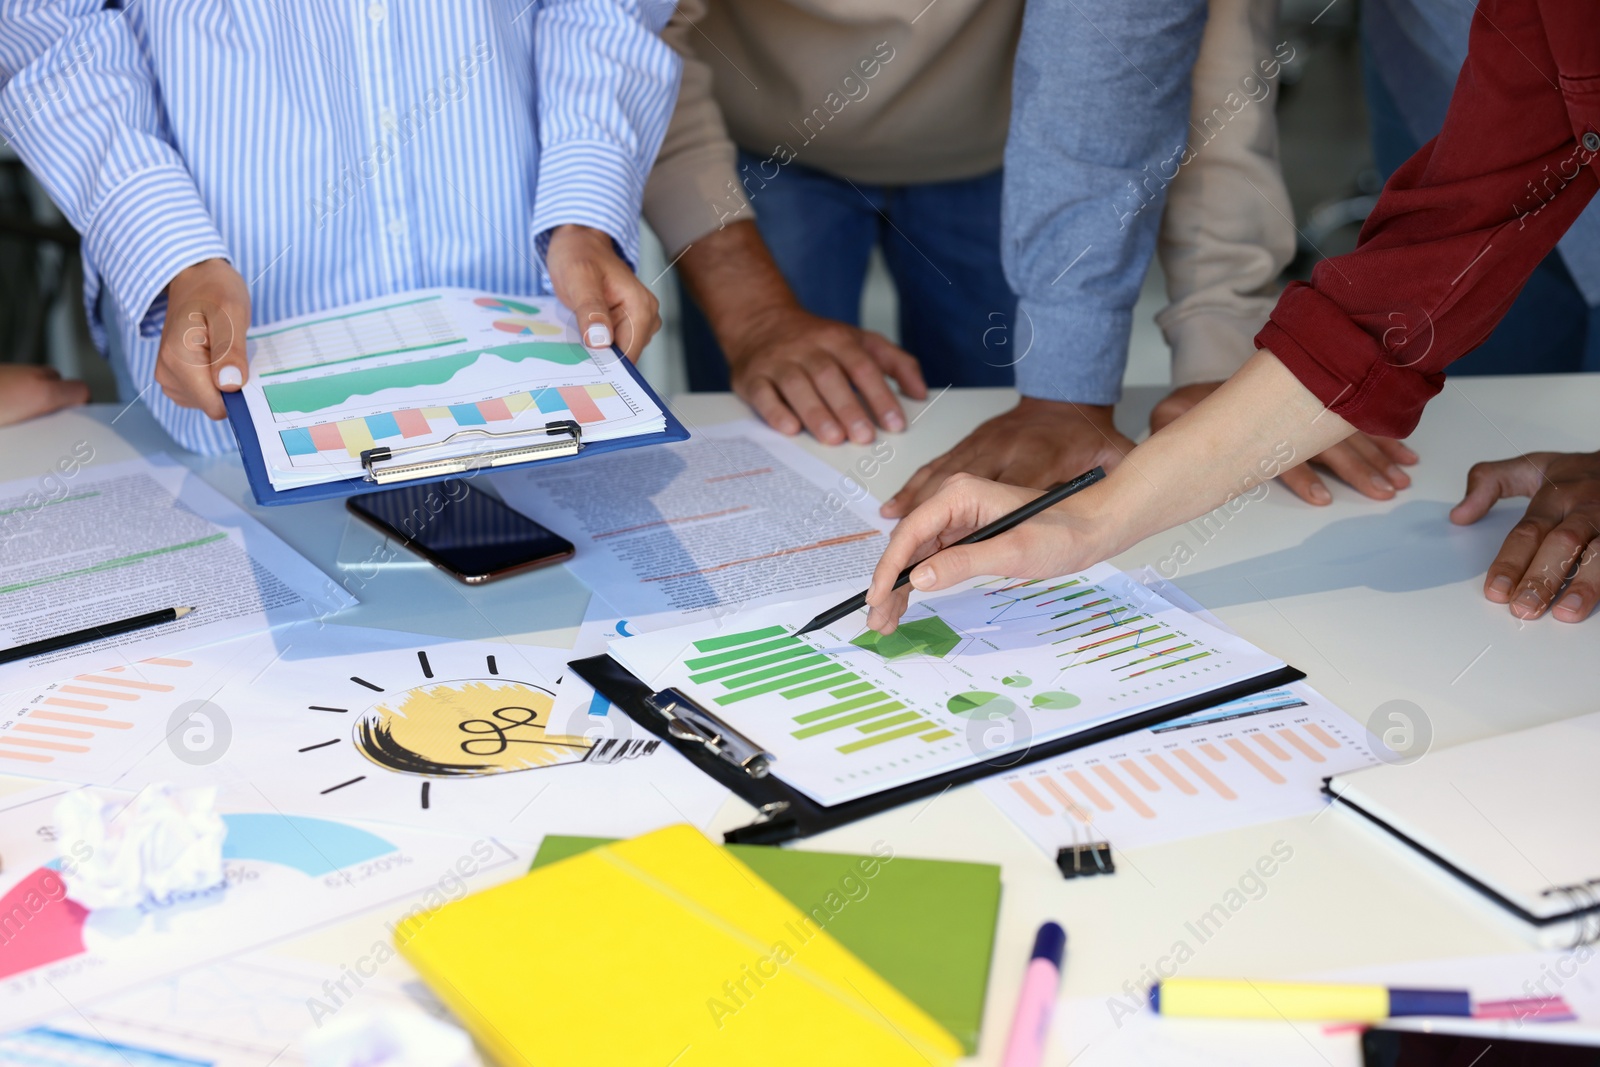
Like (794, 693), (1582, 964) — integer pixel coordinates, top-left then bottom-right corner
(387, 219), (406, 236)
(1583, 131), (1600, 153)
(367, 3), (385, 21)
(379, 108), (396, 131)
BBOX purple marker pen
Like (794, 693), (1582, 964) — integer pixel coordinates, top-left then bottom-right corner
(1001, 921), (1066, 1067)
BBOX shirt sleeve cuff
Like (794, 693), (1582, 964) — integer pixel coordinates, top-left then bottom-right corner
(82, 166), (231, 340)
(532, 138), (649, 273)
(1255, 281), (1444, 439)
(1011, 300), (1131, 406)
(1158, 306), (1272, 387)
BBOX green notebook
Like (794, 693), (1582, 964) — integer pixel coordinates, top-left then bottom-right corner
(532, 835), (1002, 1054)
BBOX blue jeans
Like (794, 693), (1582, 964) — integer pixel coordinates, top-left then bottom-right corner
(679, 152), (1019, 392)
(1363, 42), (1600, 374)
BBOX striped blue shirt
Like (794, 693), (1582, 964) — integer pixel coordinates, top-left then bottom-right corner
(0, 0), (679, 453)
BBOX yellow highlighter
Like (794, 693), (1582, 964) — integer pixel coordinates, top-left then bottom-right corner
(1150, 978), (1472, 1021)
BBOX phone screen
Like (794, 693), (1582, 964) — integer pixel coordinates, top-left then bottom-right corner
(348, 480), (574, 583)
(1363, 1027), (1600, 1066)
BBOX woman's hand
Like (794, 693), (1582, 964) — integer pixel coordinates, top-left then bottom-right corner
(545, 224), (660, 361)
(1450, 451), (1600, 622)
(155, 258), (250, 418)
(864, 473), (1114, 634)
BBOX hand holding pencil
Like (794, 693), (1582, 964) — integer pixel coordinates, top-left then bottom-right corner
(863, 469), (1108, 636)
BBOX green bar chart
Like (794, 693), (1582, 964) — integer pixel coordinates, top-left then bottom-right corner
(683, 627), (955, 754)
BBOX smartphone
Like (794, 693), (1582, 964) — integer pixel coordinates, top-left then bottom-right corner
(347, 479), (574, 585)
(1363, 1024), (1600, 1065)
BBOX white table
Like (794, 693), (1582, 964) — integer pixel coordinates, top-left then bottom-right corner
(2, 375), (1595, 1064)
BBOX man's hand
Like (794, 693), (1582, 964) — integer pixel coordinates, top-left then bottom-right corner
(1450, 451), (1600, 623)
(1152, 382), (1417, 505)
(726, 304), (925, 445)
(0, 364), (90, 427)
(880, 397), (1134, 518)
(675, 220), (925, 444)
(546, 224), (660, 361)
(155, 258), (250, 419)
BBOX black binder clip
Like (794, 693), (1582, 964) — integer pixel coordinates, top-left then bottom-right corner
(1056, 841), (1115, 880)
(359, 420), (582, 484)
(644, 687), (774, 778)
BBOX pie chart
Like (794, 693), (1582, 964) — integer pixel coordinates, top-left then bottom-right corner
(1031, 691), (1081, 710)
(475, 296), (542, 315)
(947, 691), (1016, 718)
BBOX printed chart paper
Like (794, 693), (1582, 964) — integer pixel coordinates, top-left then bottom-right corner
(495, 418), (896, 616)
(0, 455), (352, 694)
(609, 564), (1286, 806)
(0, 784), (531, 1030)
(239, 288), (665, 490)
(982, 682), (1383, 853)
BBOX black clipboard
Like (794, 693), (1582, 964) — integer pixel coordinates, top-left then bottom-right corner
(570, 653), (1306, 844)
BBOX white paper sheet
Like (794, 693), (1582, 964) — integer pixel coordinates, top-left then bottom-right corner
(0, 455), (352, 694)
(0, 782), (532, 1031)
(238, 288), (665, 490)
(981, 682), (1384, 854)
(608, 563), (1286, 806)
(493, 419), (896, 618)
(79, 624), (729, 841)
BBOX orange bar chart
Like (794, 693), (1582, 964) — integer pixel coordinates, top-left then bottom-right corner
(988, 685), (1380, 853)
(0, 658), (192, 769)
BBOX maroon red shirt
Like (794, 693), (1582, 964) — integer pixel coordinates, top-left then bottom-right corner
(1256, 0), (1600, 438)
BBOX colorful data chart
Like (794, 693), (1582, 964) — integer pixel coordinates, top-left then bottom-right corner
(683, 625), (957, 756)
(279, 383), (624, 458)
(260, 342), (592, 416)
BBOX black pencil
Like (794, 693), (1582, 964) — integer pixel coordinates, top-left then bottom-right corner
(0, 606), (197, 665)
(795, 467), (1106, 636)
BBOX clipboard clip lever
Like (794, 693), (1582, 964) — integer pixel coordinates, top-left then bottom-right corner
(645, 687), (773, 779)
(359, 421), (583, 484)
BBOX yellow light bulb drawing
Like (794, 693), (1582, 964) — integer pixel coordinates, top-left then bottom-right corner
(352, 679), (593, 778)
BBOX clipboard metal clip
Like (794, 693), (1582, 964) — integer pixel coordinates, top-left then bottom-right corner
(359, 421), (583, 484)
(645, 687), (773, 779)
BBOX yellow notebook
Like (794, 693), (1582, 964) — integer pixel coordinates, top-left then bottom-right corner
(396, 825), (962, 1066)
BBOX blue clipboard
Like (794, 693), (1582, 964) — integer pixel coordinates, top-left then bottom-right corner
(223, 347), (689, 506)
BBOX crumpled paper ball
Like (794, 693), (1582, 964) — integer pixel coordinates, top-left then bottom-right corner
(55, 784), (227, 910)
(305, 1009), (481, 1067)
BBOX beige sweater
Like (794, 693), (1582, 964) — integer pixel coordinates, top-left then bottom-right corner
(643, 0), (1294, 389)
(643, 0), (1020, 257)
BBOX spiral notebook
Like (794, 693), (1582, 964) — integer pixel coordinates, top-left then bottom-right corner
(1327, 712), (1600, 948)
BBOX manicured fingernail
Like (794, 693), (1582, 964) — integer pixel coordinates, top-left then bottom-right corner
(1309, 484), (1331, 504)
(217, 365), (242, 389)
(1557, 593), (1584, 615)
(585, 324), (611, 347)
(1489, 575), (1513, 595)
(850, 421), (873, 443)
(910, 565), (935, 589)
(1515, 587), (1544, 609)
(820, 422), (841, 441)
(1370, 473), (1394, 492)
(1388, 465), (1406, 481)
(883, 411), (905, 432)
